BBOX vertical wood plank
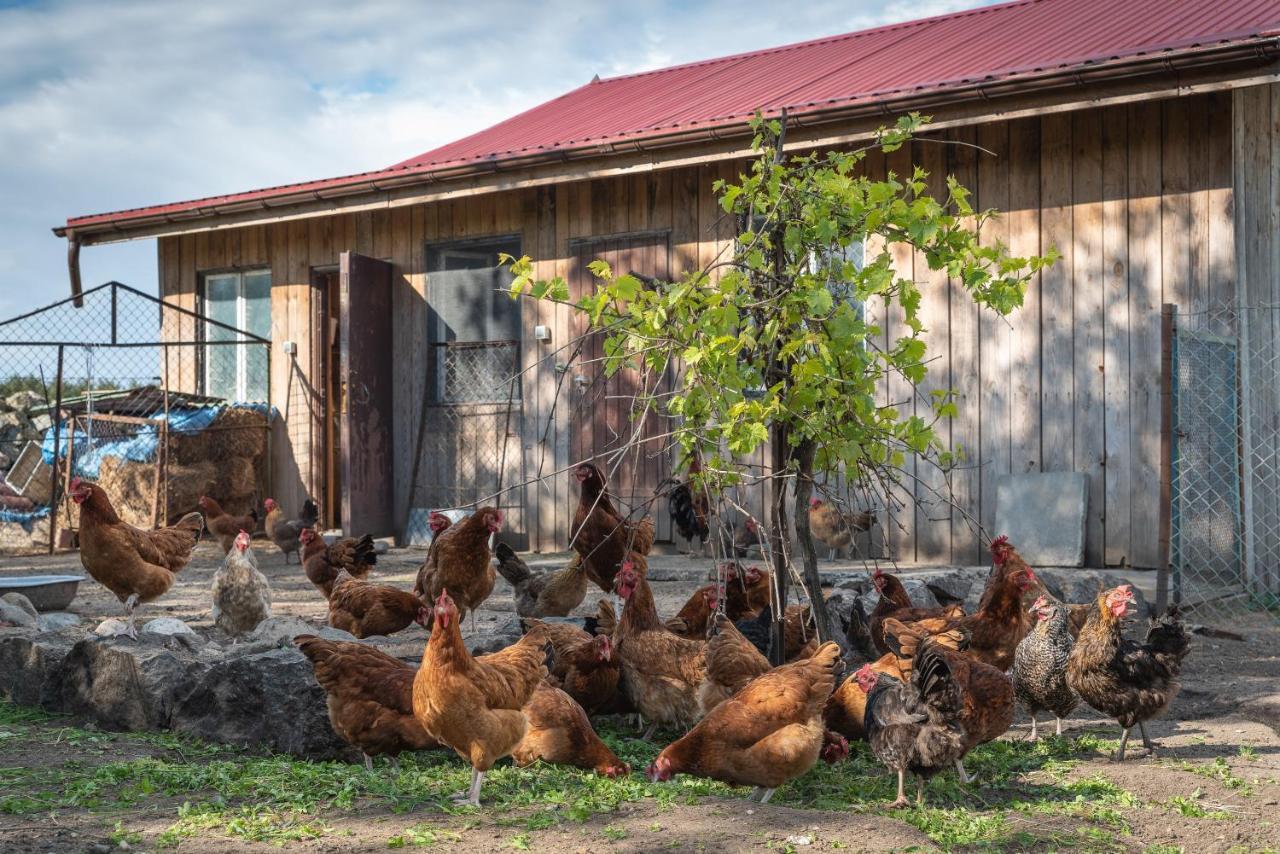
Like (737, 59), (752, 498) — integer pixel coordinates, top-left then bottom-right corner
(978, 121), (1012, 549)
(885, 144), (916, 561)
(1007, 117), (1042, 479)
(948, 128), (982, 564)
(1072, 109), (1106, 566)
(914, 138), (952, 561)
(1127, 100), (1163, 568)
(1040, 112), (1075, 478)
(1101, 105), (1132, 567)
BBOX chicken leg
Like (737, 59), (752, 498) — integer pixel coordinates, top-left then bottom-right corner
(1112, 726), (1132, 762)
(1138, 721), (1158, 753)
(954, 758), (975, 784)
(451, 768), (485, 807)
(916, 778), (926, 807)
(749, 786), (775, 804)
(1026, 714), (1039, 741)
(888, 768), (909, 809)
(363, 753), (374, 772)
(123, 593), (140, 641)
(1054, 717), (1064, 737)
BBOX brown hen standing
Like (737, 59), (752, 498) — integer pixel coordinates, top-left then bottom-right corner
(301, 528), (377, 599)
(414, 507), (501, 626)
(412, 590), (548, 806)
(571, 463), (654, 592)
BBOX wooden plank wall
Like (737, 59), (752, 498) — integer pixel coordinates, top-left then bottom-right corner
(156, 92), (1234, 564)
(1233, 83), (1280, 597)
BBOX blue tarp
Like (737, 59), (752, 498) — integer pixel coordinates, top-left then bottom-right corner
(40, 402), (273, 480)
(0, 504), (50, 525)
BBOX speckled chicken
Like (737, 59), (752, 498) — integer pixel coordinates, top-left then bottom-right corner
(1012, 595), (1078, 739)
(210, 530), (271, 637)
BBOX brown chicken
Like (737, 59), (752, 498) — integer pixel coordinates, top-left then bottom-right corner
(1067, 586), (1190, 761)
(571, 463), (655, 592)
(414, 507), (501, 625)
(328, 572), (426, 639)
(526, 618), (623, 715)
(665, 586), (719, 640)
(264, 497), (318, 564)
(70, 477), (203, 637)
(590, 597), (617, 638)
(294, 634), (438, 768)
(698, 614), (772, 715)
(494, 543), (588, 618)
(512, 683), (629, 777)
(869, 569), (965, 656)
(884, 617), (1014, 783)
(198, 495), (258, 554)
(412, 590), (548, 806)
(613, 560), (707, 738)
(809, 498), (877, 559)
(301, 528), (377, 598)
(648, 642), (843, 803)
(741, 565), (772, 615)
(732, 517), (763, 558)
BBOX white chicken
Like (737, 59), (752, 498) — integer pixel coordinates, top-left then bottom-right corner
(211, 530), (272, 638)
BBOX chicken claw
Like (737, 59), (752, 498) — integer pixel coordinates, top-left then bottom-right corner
(749, 786), (775, 804)
(450, 769), (485, 807)
(954, 759), (976, 784)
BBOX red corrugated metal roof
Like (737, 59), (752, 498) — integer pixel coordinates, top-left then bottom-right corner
(62, 0), (1280, 232)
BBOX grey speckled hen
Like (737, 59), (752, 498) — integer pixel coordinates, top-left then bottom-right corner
(1012, 595), (1077, 739)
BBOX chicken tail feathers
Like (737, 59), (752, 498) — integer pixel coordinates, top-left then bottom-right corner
(350, 533), (378, 569)
(1145, 605), (1191, 675)
(665, 481), (709, 543)
(174, 511), (204, 534)
(494, 541), (533, 586)
(293, 633), (332, 664)
(300, 499), (320, 527)
(913, 640), (963, 717)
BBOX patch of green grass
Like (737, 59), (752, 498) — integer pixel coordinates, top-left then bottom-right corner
(1238, 746), (1259, 761)
(1164, 791), (1232, 820)
(0, 700), (1148, 852)
(387, 824), (464, 847)
(1143, 845), (1184, 854)
(602, 824), (628, 841)
(110, 820), (144, 847)
(1163, 757), (1252, 795)
(507, 833), (531, 850)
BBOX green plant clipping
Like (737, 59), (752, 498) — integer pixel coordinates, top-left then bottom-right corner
(506, 112), (1056, 503)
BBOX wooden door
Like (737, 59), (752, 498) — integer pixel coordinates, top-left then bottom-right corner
(339, 252), (394, 537)
(569, 232), (674, 541)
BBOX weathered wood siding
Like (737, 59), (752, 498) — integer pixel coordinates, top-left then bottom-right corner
(157, 91), (1235, 564)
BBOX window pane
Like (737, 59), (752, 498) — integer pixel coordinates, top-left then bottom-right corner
(243, 271), (272, 339)
(205, 274), (239, 400)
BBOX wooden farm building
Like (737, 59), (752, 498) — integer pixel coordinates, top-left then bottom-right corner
(56, 0), (1280, 570)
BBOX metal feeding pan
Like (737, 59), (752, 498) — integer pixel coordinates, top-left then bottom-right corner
(0, 575), (84, 611)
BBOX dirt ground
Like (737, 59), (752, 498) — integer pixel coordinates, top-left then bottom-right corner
(0, 541), (1278, 852)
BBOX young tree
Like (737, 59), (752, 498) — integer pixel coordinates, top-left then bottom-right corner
(507, 114), (1056, 660)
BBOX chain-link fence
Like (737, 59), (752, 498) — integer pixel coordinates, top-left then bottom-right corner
(0, 282), (273, 554)
(403, 340), (524, 546)
(1171, 303), (1280, 623)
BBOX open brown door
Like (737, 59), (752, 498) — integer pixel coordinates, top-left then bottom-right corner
(339, 251), (393, 537)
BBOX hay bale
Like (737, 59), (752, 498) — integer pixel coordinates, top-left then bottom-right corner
(218, 456), (258, 500)
(207, 407), (269, 461)
(96, 457), (157, 528)
(163, 460), (220, 521)
(167, 427), (213, 467)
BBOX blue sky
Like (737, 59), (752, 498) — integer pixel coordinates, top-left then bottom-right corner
(0, 0), (997, 319)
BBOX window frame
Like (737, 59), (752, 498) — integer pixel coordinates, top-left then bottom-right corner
(198, 267), (271, 402)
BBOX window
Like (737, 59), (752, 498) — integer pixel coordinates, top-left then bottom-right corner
(202, 269), (270, 402)
(426, 238), (522, 404)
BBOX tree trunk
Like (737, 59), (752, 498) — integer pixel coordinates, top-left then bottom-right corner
(791, 437), (832, 643)
(768, 422), (789, 666)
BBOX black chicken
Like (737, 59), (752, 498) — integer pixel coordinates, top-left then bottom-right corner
(660, 455), (710, 553)
(857, 636), (967, 808)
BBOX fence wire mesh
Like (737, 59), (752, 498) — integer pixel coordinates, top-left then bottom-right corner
(404, 342), (523, 547)
(1171, 304), (1280, 623)
(0, 282), (272, 554)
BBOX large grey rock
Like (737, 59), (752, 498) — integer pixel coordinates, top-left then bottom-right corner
(1, 593), (37, 620)
(315, 626), (358, 643)
(36, 612), (80, 633)
(995, 473), (1088, 567)
(171, 647), (345, 758)
(248, 615), (318, 647)
(48, 635), (202, 730)
(141, 617), (198, 638)
(0, 599), (37, 629)
(923, 571), (975, 608)
(1037, 569), (1148, 614)
(468, 617), (524, 656)
(0, 632), (75, 706)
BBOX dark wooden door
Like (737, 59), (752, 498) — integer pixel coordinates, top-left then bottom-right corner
(569, 232), (675, 541)
(339, 252), (394, 537)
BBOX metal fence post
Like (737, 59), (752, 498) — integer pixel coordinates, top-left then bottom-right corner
(47, 345), (65, 554)
(1237, 304), (1257, 602)
(1157, 304), (1174, 612)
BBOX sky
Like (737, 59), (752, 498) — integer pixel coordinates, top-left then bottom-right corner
(0, 0), (999, 320)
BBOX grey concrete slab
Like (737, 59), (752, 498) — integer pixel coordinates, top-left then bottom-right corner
(994, 472), (1088, 567)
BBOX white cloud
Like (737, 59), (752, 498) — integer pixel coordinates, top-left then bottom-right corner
(0, 0), (998, 318)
